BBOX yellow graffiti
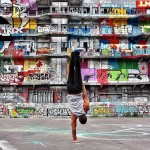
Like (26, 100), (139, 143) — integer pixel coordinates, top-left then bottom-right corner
(93, 107), (111, 115)
(12, 6), (20, 18)
(24, 19), (37, 29)
(67, 48), (72, 56)
(112, 18), (127, 26)
(24, 59), (30, 71)
(13, 18), (37, 29)
(11, 110), (18, 118)
(109, 9), (127, 19)
(112, 8), (126, 15)
(13, 18), (21, 27)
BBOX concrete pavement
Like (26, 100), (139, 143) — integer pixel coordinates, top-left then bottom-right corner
(0, 117), (150, 150)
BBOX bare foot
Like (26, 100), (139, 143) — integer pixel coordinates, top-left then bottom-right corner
(74, 140), (80, 144)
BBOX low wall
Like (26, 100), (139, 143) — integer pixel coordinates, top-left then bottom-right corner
(0, 101), (150, 118)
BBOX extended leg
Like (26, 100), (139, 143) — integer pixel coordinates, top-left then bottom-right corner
(67, 52), (83, 94)
(74, 52), (83, 93)
(67, 52), (75, 93)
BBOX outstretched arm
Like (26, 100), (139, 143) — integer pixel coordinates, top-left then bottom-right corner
(71, 113), (79, 142)
(82, 84), (90, 113)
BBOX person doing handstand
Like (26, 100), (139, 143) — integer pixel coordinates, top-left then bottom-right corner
(66, 51), (89, 143)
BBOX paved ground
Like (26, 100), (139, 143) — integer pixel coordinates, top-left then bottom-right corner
(0, 117), (150, 150)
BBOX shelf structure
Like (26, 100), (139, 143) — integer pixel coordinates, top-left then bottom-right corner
(0, 31), (150, 37)
(0, 0), (150, 118)
(1, 54), (150, 59)
(1, 7), (150, 19)
(0, 54), (68, 59)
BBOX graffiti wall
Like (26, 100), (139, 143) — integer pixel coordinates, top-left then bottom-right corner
(0, 86), (149, 118)
(0, 57), (63, 85)
(0, 17), (150, 58)
(0, 98), (150, 118)
(0, 0), (150, 119)
(0, 103), (71, 118)
(81, 59), (149, 84)
(89, 97), (150, 117)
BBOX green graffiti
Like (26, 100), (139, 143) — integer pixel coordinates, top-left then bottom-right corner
(108, 69), (128, 81)
(15, 107), (35, 115)
(101, 49), (112, 56)
(143, 27), (150, 33)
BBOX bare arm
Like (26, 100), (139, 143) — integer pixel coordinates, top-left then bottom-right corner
(71, 113), (78, 141)
(66, 61), (69, 79)
(82, 84), (88, 99)
(82, 84), (90, 113)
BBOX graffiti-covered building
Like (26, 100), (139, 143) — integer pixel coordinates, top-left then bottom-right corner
(0, 0), (150, 117)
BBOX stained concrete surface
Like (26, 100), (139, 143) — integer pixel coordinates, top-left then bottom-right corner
(0, 117), (150, 150)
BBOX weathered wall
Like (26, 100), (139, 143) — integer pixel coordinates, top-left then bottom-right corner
(0, 98), (150, 118)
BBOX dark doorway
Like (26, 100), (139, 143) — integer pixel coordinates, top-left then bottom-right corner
(83, 42), (88, 51)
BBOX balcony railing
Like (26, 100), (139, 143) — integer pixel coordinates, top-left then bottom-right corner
(1, 5), (150, 18)
(1, 25), (149, 37)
